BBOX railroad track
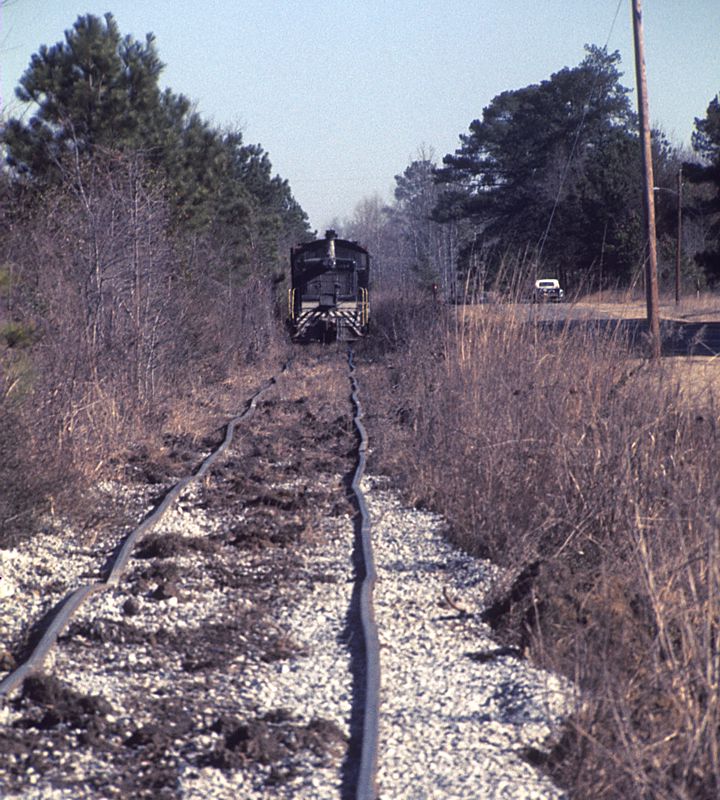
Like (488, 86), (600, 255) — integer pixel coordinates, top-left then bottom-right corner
(0, 349), (570, 799)
(347, 348), (380, 800)
(0, 351), (384, 799)
(0, 369), (282, 700)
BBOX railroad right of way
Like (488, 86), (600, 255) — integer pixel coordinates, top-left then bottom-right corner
(0, 348), (570, 799)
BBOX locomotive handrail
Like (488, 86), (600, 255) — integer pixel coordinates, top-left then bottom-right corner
(288, 288), (296, 320)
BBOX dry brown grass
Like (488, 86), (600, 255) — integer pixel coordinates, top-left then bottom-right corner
(361, 290), (720, 799)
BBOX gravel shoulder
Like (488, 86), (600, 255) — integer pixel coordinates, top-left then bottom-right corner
(367, 476), (569, 799)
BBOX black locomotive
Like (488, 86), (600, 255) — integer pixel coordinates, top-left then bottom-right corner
(288, 229), (370, 341)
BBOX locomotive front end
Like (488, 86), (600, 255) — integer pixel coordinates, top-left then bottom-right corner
(289, 230), (370, 341)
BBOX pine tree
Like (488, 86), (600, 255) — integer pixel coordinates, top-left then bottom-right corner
(435, 46), (653, 288)
(686, 95), (720, 282)
(3, 14), (164, 176)
(2, 14), (309, 279)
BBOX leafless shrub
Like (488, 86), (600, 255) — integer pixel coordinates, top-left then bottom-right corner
(0, 150), (287, 543)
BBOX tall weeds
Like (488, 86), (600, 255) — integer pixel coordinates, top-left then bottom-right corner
(362, 295), (720, 798)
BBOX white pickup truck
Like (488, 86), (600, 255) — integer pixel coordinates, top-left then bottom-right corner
(533, 278), (564, 302)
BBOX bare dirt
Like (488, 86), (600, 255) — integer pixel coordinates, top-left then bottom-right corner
(575, 292), (720, 323)
(574, 295), (720, 398)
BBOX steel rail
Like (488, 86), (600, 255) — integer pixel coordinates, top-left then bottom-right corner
(0, 370), (282, 699)
(105, 370), (279, 584)
(348, 348), (380, 800)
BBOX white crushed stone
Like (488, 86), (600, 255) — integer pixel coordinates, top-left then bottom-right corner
(364, 475), (569, 799)
(0, 481), (158, 655)
(1, 471), (571, 799)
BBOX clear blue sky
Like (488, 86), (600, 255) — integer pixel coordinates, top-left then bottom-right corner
(1, 1), (718, 231)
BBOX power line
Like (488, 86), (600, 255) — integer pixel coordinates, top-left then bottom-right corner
(536, 0), (625, 261)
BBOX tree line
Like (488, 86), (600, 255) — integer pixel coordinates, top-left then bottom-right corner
(0, 13), (308, 541)
(1, 13), (309, 278)
(343, 46), (720, 299)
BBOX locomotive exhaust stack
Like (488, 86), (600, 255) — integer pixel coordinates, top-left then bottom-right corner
(325, 229), (337, 264)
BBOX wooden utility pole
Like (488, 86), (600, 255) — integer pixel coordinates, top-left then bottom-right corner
(631, 0), (661, 358)
(675, 166), (683, 305)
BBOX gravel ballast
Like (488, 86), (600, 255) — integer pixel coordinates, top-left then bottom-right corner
(0, 357), (571, 798)
(365, 476), (568, 799)
(0, 476), (569, 799)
